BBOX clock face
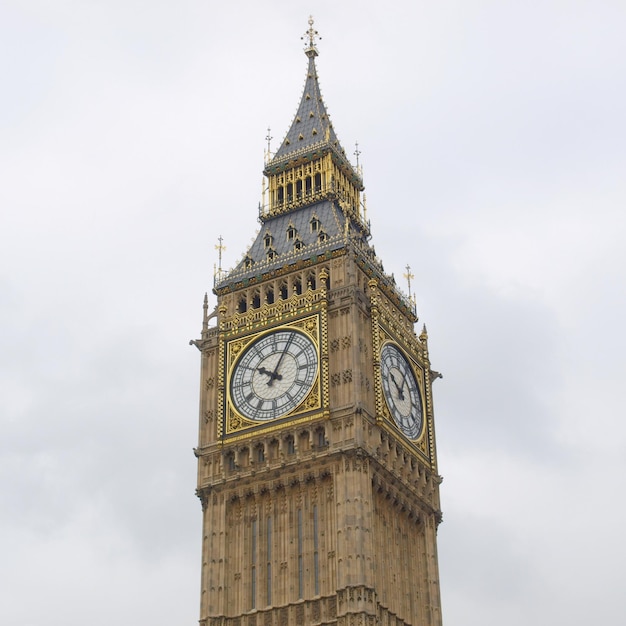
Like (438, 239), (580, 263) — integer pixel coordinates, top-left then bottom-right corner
(380, 343), (423, 439)
(230, 329), (318, 421)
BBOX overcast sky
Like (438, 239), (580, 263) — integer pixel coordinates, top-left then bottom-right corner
(1, 1), (625, 624)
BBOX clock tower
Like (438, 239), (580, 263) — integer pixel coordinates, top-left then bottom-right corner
(191, 19), (444, 626)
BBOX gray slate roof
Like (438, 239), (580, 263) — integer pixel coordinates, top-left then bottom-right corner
(217, 199), (367, 288)
(266, 53), (357, 181)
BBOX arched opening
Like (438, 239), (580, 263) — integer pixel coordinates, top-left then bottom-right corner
(226, 452), (235, 472)
(315, 427), (326, 448)
(298, 431), (309, 452)
(269, 439), (279, 460)
(285, 435), (295, 455)
(238, 447), (249, 467)
(255, 445), (265, 463)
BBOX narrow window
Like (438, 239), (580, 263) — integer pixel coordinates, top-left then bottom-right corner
(297, 508), (304, 599)
(316, 428), (326, 448)
(286, 436), (295, 455)
(313, 505), (320, 596)
(251, 519), (257, 610)
(257, 445), (265, 463)
(310, 217), (320, 232)
(287, 225), (296, 240)
(280, 283), (288, 300)
(322, 269), (331, 290)
(252, 292), (261, 308)
(264, 233), (273, 248)
(238, 297), (247, 313)
(294, 278), (302, 295)
(298, 431), (309, 452)
(266, 287), (274, 304)
(266, 517), (272, 605)
(296, 180), (303, 198)
(269, 439), (279, 460)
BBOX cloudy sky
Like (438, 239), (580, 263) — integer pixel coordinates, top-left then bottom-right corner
(2, 1), (625, 624)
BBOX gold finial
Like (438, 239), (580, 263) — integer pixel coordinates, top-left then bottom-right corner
(215, 235), (226, 268)
(264, 127), (273, 163)
(404, 264), (414, 299)
(214, 236), (226, 284)
(302, 16), (320, 57)
(404, 264), (417, 312)
(354, 141), (363, 179)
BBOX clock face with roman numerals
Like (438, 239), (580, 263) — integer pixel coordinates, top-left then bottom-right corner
(230, 329), (318, 421)
(380, 343), (423, 440)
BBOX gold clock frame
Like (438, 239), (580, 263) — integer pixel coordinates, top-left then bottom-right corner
(222, 314), (324, 439)
(379, 338), (426, 440)
(375, 326), (433, 464)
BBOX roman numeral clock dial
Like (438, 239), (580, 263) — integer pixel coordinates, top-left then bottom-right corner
(380, 343), (423, 440)
(230, 329), (318, 421)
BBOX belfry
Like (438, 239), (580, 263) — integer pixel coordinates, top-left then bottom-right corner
(192, 18), (444, 626)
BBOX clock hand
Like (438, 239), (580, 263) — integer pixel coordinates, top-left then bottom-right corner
(267, 333), (294, 386)
(389, 371), (405, 401)
(257, 366), (282, 381)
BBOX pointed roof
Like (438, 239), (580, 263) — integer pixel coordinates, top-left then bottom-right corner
(264, 22), (362, 187)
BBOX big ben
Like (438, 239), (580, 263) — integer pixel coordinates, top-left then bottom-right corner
(191, 18), (444, 626)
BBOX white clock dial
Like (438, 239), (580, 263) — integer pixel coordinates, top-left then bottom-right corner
(230, 329), (318, 421)
(380, 343), (423, 439)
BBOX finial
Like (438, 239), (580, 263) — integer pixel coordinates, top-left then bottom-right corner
(214, 236), (226, 284)
(404, 264), (414, 300)
(302, 16), (320, 57)
(265, 127), (273, 162)
(404, 264), (418, 317)
(215, 235), (226, 269)
(354, 141), (361, 168)
(202, 293), (209, 334)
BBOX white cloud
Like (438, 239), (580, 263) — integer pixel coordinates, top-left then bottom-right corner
(1, 1), (625, 624)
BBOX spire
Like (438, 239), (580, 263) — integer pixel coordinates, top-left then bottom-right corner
(265, 17), (359, 185)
